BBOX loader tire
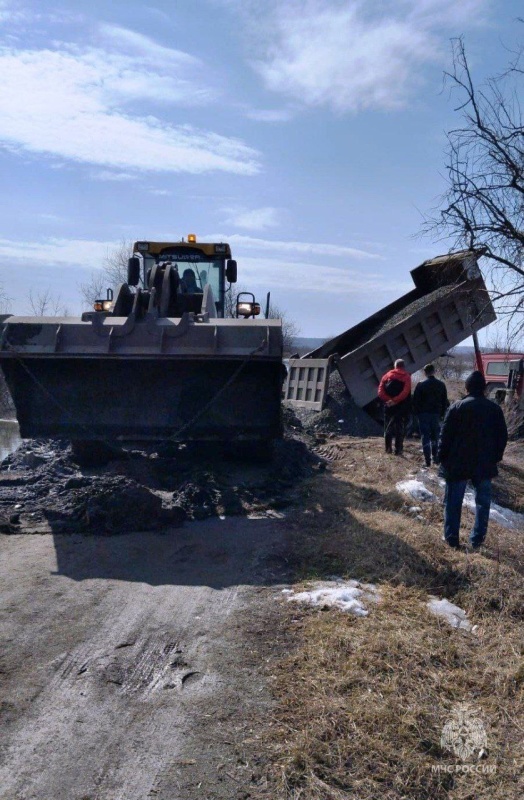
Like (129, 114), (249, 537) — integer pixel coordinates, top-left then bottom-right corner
(71, 440), (115, 468)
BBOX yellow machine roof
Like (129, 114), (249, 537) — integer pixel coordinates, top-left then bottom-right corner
(132, 240), (232, 258)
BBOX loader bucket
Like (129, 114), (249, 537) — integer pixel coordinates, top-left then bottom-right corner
(0, 315), (283, 444)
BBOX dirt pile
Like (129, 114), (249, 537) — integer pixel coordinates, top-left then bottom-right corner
(290, 370), (382, 437)
(0, 435), (323, 534)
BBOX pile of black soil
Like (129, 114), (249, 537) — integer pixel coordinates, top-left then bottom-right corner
(290, 371), (382, 437)
(0, 435), (324, 535)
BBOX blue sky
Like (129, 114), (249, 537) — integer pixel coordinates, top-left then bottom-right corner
(0, 0), (521, 338)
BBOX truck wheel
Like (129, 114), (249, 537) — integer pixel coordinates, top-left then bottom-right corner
(71, 440), (115, 467)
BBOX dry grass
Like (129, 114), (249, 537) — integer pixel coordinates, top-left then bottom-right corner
(263, 437), (524, 799)
(504, 402), (524, 441)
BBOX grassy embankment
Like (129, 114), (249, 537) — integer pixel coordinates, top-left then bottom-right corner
(265, 437), (524, 800)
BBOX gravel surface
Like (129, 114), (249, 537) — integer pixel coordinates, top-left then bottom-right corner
(359, 285), (455, 346)
(290, 371), (382, 437)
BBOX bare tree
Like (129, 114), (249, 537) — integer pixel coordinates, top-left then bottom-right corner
(79, 239), (132, 308)
(434, 348), (474, 381)
(425, 37), (524, 341)
(266, 300), (300, 355)
(484, 332), (520, 353)
(79, 270), (109, 308)
(223, 283), (247, 320)
(28, 288), (69, 317)
(102, 238), (131, 287)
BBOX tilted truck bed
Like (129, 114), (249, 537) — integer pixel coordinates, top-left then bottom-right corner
(284, 251), (496, 410)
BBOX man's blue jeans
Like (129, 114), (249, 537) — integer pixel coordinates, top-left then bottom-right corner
(444, 478), (492, 548)
(418, 412), (440, 465)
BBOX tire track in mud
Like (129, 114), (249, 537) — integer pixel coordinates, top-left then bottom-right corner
(1, 518), (284, 800)
(1, 614), (220, 800)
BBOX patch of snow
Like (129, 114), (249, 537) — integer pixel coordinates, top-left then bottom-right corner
(286, 580), (380, 616)
(463, 492), (524, 531)
(396, 479), (436, 502)
(427, 597), (472, 631)
(435, 477), (523, 531)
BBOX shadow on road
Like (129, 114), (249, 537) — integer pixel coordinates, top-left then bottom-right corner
(50, 516), (291, 589)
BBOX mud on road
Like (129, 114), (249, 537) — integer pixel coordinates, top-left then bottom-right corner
(0, 433), (323, 799)
(0, 435), (322, 535)
(0, 516), (292, 800)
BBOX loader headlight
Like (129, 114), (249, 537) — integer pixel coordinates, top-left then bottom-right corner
(93, 299), (114, 312)
(236, 301), (261, 318)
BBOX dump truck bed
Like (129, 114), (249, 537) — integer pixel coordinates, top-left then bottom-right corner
(285, 251), (496, 410)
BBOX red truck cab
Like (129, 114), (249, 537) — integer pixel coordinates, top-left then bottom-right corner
(480, 352), (524, 395)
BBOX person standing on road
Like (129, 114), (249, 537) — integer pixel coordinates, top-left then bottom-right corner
(378, 359), (412, 455)
(438, 370), (508, 550)
(413, 364), (449, 467)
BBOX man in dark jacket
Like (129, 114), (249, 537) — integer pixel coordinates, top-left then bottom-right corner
(378, 359), (412, 455)
(437, 371), (508, 549)
(413, 364), (448, 466)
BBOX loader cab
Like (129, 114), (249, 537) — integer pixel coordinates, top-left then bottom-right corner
(130, 238), (236, 318)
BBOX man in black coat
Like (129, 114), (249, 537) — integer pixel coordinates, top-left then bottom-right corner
(413, 363), (448, 466)
(437, 371), (508, 549)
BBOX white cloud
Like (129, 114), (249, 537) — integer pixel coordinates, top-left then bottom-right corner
(208, 233), (381, 260)
(245, 108), (293, 122)
(224, 207), (280, 231)
(0, 33), (260, 175)
(98, 24), (199, 68)
(234, 255), (404, 294)
(91, 170), (137, 182)
(144, 6), (173, 24)
(0, 233), (381, 278)
(37, 213), (65, 222)
(408, 0), (490, 27)
(243, 0), (489, 112)
(0, 236), (116, 267)
(0, 235), (405, 324)
(0, 0), (26, 23)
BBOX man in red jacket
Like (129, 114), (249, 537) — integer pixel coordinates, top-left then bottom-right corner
(378, 359), (412, 455)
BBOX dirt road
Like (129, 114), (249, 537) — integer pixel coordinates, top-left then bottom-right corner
(0, 517), (287, 800)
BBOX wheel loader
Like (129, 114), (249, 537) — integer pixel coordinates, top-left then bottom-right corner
(0, 236), (284, 463)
